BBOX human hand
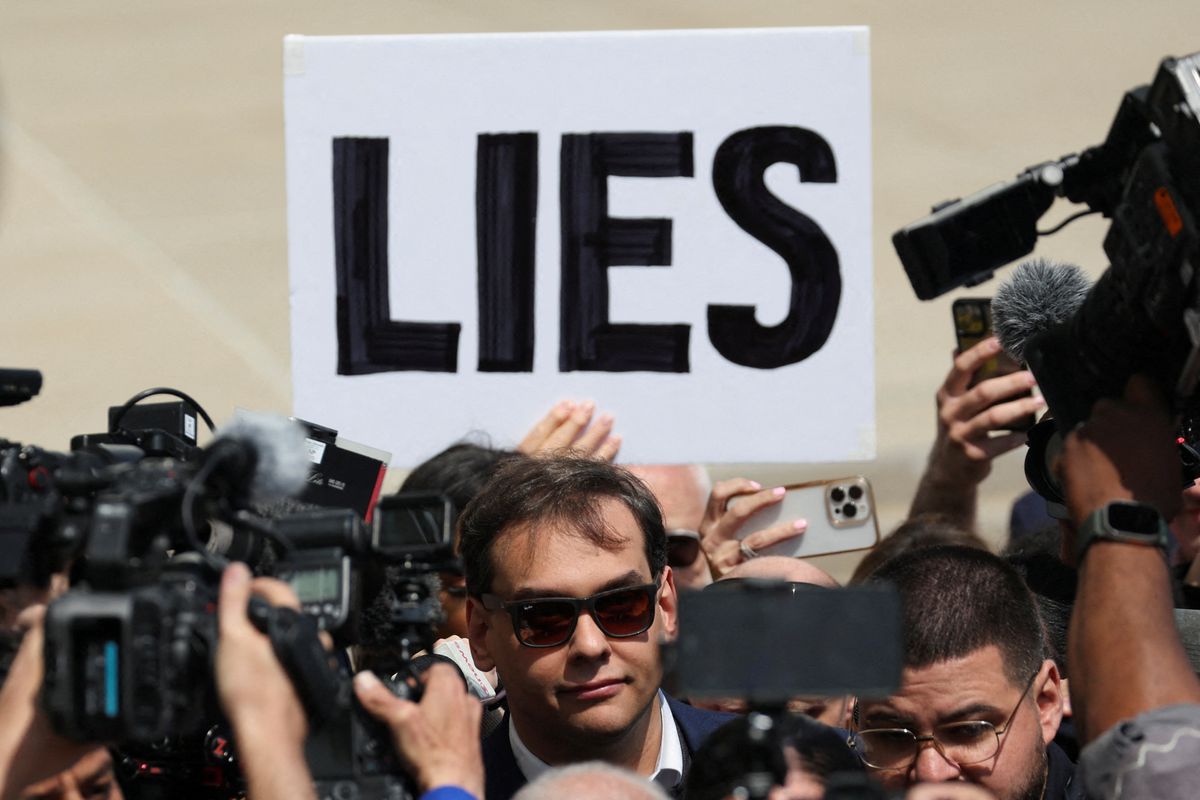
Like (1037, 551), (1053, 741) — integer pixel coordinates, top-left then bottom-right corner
(699, 479), (806, 578)
(354, 664), (484, 797)
(0, 606), (95, 800)
(927, 337), (1044, 484)
(518, 400), (621, 461)
(215, 563), (311, 750)
(1057, 374), (1181, 536)
(909, 337), (1045, 529)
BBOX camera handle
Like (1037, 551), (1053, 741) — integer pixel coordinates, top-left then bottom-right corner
(247, 597), (348, 728)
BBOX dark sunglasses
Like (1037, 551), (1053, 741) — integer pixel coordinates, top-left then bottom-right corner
(480, 579), (661, 648)
(666, 529), (702, 568)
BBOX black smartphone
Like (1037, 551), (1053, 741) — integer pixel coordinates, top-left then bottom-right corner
(953, 297), (1035, 431)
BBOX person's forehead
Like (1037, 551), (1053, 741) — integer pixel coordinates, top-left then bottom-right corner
(862, 646), (1018, 722)
(488, 498), (652, 594)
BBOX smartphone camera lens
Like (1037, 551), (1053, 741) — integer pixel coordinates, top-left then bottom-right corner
(848, 485), (863, 500)
(830, 487), (846, 503)
(842, 503), (857, 518)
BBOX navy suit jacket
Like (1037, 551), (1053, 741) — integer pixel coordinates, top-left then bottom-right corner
(481, 695), (735, 800)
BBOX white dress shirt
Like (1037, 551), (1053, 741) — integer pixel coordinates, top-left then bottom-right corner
(509, 689), (684, 789)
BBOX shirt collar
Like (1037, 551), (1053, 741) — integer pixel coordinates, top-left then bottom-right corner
(508, 690), (683, 788)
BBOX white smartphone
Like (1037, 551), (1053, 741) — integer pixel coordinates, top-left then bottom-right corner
(730, 476), (880, 559)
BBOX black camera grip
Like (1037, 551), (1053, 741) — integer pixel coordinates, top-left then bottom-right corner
(247, 597), (348, 728)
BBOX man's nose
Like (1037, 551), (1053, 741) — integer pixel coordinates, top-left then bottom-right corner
(568, 610), (612, 659)
(910, 739), (962, 783)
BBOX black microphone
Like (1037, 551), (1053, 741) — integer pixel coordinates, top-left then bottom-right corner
(204, 412), (311, 505)
(0, 368), (42, 407)
(991, 258), (1090, 363)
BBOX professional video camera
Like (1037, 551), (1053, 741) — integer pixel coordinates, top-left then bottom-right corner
(895, 52), (1200, 437)
(37, 404), (330, 729)
(271, 491), (457, 800)
(0, 376), (340, 797)
(1, 383), (215, 591)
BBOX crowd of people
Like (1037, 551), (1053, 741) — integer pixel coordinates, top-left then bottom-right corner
(3, 336), (1200, 800)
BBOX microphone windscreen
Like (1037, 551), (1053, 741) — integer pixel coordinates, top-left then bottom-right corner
(217, 411), (311, 502)
(992, 258), (1090, 362)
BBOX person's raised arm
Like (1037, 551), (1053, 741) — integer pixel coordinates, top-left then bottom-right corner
(215, 563), (318, 800)
(0, 606), (97, 800)
(909, 337), (1043, 530)
(1058, 375), (1200, 743)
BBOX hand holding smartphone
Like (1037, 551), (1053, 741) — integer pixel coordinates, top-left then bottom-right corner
(729, 477), (881, 559)
(952, 298), (1036, 432)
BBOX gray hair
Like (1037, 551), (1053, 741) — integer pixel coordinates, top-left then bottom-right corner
(512, 762), (671, 800)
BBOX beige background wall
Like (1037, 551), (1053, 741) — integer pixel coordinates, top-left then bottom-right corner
(2, 2), (1197, 580)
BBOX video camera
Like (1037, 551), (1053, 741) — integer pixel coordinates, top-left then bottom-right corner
(895, 52), (1200, 436)
(35, 404), (334, 738)
(1, 382), (213, 591)
(0, 377), (338, 799)
(270, 491), (458, 800)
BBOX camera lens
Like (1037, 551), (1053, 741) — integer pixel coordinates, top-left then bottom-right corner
(831, 487), (846, 503)
(848, 485), (863, 500)
(842, 503), (857, 518)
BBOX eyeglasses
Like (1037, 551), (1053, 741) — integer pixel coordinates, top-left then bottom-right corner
(479, 579), (661, 648)
(849, 671), (1038, 770)
(667, 529), (702, 568)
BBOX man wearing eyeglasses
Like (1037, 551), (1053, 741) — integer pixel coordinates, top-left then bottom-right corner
(459, 456), (735, 800)
(852, 546), (1082, 800)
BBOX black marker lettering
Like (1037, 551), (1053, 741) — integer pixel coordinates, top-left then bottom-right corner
(476, 133), (538, 372)
(559, 132), (692, 372)
(332, 137), (460, 374)
(709, 126), (841, 369)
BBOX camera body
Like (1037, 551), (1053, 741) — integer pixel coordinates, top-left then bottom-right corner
(270, 491), (457, 800)
(42, 559), (222, 742)
(894, 53), (1200, 507)
(1026, 56), (1200, 430)
(39, 452), (238, 744)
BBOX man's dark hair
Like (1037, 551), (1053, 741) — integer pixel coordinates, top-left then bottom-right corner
(458, 455), (667, 596)
(865, 544), (1046, 685)
(850, 513), (989, 585)
(1003, 528), (1076, 678)
(400, 441), (522, 519)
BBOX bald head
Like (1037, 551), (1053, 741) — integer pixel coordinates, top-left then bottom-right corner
(721, 555), (840, 588)
(626, 464), (710, 531)
(628, 464), (714, 590)
(513, 762), (669, 800)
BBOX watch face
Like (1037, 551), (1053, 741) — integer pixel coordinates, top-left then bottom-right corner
(1108, 503), (1162, 535)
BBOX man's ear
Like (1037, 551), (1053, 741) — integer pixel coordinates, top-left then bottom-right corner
(1034, 659), (1065, 746)
(658, 565), (678, 641)
(465, 596), (496, 672)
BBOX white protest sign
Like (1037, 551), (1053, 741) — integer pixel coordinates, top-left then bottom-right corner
(284, 28), (873, 466)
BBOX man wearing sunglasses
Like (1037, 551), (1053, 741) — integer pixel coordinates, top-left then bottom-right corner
(460, 456), (734, 800)
(853, 546), (1081, 800)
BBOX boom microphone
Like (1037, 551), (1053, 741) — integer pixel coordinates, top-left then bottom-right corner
(205, 412), (311, 504)
(991, 258), (1091, 363)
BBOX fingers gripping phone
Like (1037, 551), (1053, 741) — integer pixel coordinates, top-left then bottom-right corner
(953, 297), (1035, 431)
(953, 298), (1022, 384)
(733, 477), (880, 559)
